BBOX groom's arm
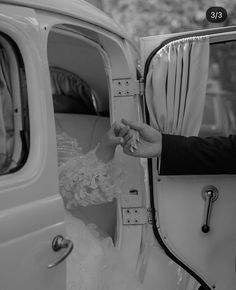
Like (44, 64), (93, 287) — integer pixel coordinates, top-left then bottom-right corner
(159, 134), (236, 175)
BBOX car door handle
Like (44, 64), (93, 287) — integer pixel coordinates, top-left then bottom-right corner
(201, 185), (219, 233)
(48, 235), (74, 269)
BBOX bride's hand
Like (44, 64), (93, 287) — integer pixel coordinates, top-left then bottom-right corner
(96, 121), (138, 162)
(95, 121), (124, 162)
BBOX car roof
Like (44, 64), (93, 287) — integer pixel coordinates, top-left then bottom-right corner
(0, 0), (127, 39)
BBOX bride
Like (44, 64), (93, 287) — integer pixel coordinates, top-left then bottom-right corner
(56, 120), (142, 290)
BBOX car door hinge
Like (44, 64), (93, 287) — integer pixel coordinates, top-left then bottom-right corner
(113, 79), (143, 97)
(122, 207), (153, 225)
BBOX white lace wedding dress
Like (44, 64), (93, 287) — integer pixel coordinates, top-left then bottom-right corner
(57, 132), (142, 290)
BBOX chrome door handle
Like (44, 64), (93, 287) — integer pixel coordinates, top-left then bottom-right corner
(48, 235), (74, 269)
(201, 185), (219, 233)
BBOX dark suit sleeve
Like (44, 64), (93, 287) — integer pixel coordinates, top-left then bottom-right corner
(160, 134), (236, 175)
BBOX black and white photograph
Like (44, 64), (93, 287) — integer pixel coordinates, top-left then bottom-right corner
(0, 0), (235, 289)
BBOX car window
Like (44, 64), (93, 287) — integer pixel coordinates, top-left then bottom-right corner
(0, 34), (29, 175)
(199, 41), (236, 137)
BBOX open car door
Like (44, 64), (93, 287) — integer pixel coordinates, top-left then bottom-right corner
(141, 26), (236, 290)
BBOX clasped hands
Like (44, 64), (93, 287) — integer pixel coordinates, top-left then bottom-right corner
(96, 118), (162, 162)
(115, 119), (162, 158)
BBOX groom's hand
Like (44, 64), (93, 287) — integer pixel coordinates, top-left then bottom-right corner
(120, 119), (162, 158)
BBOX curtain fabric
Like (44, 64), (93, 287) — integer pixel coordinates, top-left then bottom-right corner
(0, 46), (14, 173)
(145, 36), (209, 136)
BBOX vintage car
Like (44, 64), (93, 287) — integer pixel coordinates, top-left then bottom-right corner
(0, 0), (235, 289)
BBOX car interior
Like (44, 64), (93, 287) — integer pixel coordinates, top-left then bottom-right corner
(47, 25), (117, 241)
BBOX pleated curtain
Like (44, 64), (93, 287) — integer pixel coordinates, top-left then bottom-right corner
(145, 36), (210, 136)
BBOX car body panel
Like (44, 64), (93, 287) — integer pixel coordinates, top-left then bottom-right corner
(0, 0), (127, 39)
(0, 4), (66, 290)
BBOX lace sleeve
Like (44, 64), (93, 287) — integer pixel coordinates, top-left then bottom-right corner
(57, 133), (122, 209)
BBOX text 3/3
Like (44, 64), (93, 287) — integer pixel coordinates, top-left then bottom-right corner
(206, 7), (227, 23)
